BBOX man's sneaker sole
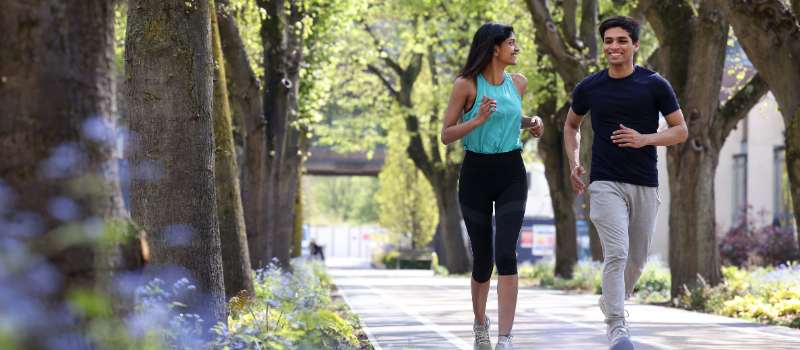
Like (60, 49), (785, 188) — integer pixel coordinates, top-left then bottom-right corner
(610, 337), (635, 350)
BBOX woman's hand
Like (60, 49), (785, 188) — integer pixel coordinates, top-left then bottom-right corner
(528, 116), (543, 138)
(476, 96), (496, 123)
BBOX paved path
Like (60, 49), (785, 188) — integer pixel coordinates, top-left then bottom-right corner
(330, 267), (800, 350)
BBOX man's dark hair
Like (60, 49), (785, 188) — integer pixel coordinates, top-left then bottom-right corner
(599, 16), (640, 43)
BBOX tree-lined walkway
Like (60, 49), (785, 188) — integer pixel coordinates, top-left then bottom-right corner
(331, 266), (800, 350)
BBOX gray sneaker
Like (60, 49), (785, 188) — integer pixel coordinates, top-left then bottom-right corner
(495, 334), (513, 350)
(609, 322), (634, 350)
(473, 316), (492, 350)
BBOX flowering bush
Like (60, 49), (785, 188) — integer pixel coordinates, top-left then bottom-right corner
(676, 264), (800, 328)
(719, 209), (799, 267)
(210, 260), (364, 350)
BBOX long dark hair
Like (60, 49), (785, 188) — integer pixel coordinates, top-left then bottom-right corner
(458, 23), (515, 80)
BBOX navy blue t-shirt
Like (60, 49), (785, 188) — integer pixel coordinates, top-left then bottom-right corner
(571, 66), (680, 187)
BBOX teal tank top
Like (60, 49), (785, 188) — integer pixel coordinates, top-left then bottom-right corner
(462, 72), (523, 154)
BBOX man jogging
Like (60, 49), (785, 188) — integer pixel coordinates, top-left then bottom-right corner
(563, 16), (688, 350)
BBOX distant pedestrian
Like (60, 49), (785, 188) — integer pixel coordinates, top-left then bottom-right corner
(309, 239), (325, 261)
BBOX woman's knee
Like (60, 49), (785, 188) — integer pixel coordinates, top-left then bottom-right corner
(495, 251), (518, 276)
(472, 261), (493, 283)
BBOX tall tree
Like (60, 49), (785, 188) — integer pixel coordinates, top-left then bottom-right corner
(351, 1), (503, 273)
(0, 0), (145, 345)
(376, 124), (439, 250)
(126, 0), (227, 326)
(211, 0), (255, 299)
(252, 0), (345, 268)
(524, 0), (602, 277)
(216, 0), (269, 270)
(321, 0), (553, 273)
(249, 0), (305, 269)
(716, 0), (800, 250)
(639, 0), (769, 297)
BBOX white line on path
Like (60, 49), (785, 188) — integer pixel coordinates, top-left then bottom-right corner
(365, 284), (473, 350)
(336, 288), (384, 350)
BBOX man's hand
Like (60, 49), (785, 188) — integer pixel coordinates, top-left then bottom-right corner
(528, 116), (544, 138)
(570, 165), (586, 194)
(611, 124), (650, 148)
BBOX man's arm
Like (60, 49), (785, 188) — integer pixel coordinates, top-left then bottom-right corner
(563, 107), (586, 194)
(611, 109), (688, 148)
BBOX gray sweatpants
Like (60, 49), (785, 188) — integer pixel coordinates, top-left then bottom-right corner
(588, 180), (660, 329)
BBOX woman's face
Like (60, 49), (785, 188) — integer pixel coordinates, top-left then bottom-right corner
(494, 33), (519, 65)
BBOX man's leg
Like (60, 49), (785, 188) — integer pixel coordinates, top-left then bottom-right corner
(589, 181), (630, 337)
(623, 184), (660, 298)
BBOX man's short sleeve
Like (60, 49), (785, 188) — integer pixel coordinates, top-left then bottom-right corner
(652, 74), (680, 116)
(570, 80), (589, 116)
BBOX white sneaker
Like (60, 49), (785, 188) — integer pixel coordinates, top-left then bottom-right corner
(495, 334), (513, 350)
(473, 316), (492, 350)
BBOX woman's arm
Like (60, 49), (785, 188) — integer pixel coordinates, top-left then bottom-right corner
(441, 77), (495, 145)
(512, 73), (543, 137)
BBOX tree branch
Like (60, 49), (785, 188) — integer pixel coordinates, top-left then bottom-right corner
(524, 0), (585, 90)
(561, 0), (581, 50)
(579, 0), (598, 61)
(398, 53), (424, 107)
(363, 23), (405, 77)
(639, 0), (696, 98)
(643, 47), (662, 72)
(366, 64), (400, 102)
(713, 73), (769, 148)
(405, 115), (435, 181)
(427, 45), (443, 165)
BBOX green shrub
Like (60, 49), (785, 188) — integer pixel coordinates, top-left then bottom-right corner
(676, 264), (800, 328)
(552, 261), (602, 293)
(633, 260), (671, 303)
(213, 260), (364, 349)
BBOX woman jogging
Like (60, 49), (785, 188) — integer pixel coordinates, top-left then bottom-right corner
(441, 22), (543, 350)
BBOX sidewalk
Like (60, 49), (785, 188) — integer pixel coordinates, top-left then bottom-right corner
(330, 266), (800, 350)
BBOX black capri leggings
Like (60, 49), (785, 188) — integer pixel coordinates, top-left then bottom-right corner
(459, 149), (527, 283)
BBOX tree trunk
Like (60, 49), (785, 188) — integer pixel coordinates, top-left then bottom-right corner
(579, 116), (603, 261)
(432, 174), (471, 274)
(216, 0), (268, 269)
(365, 44), (470, 273)
(253, 0), (305, 269)
(292, 176), (303, 258)
(718, 0), (800, 249)
(525, 0), (594, 277)
(643, 0), (768, 297)
(0, 0), (144, 344)
(667, 149), (722, 295)
(126, 0), (226, 326)
(788, 118), (800, 251)
(210, 0), (254, 299)
(538, 98), (578, 278)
